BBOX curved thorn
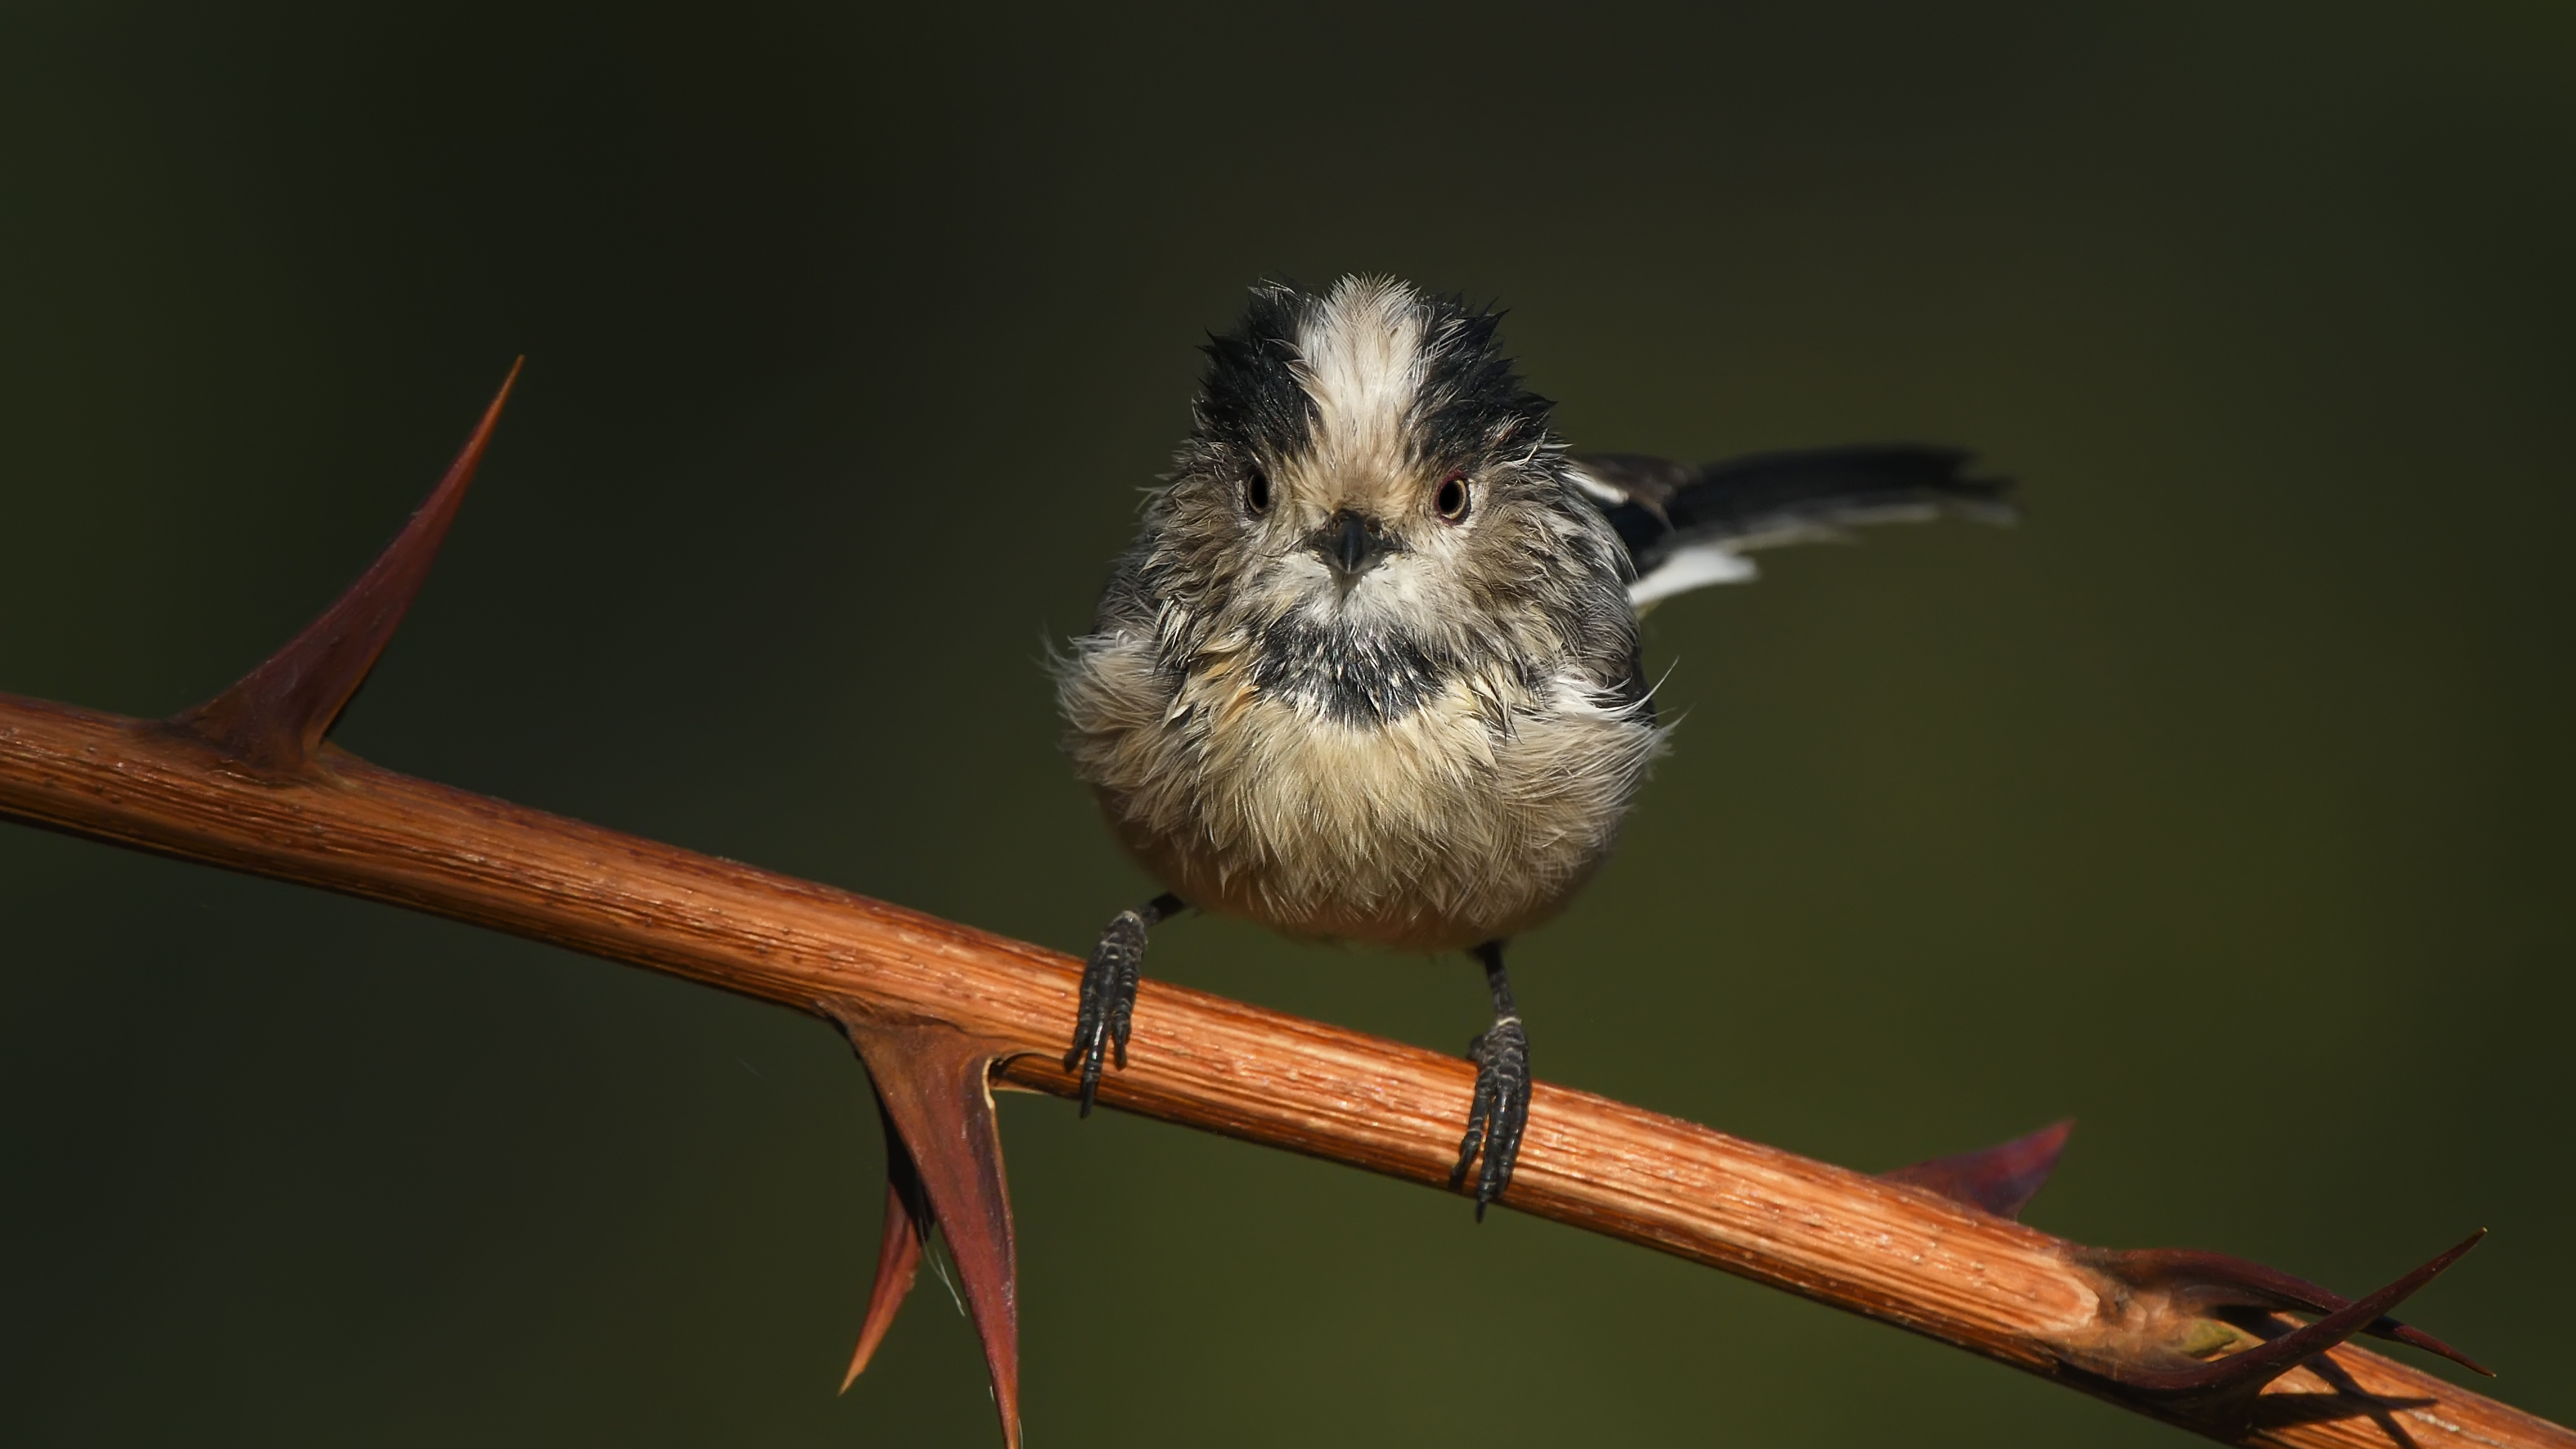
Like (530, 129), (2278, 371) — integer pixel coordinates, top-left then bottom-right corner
(842, 1019), (1021, 1448)
(2198, 1253), (2493, 1377)
(2106, 1232), (2495, 1378)
(843, 1091), (930, 1392)
(2110, 1230), (2488, 1412)
(174, 358), (523, 771)
(1883, 1119), (2072, 1221)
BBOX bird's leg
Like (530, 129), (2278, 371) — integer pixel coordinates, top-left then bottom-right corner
(1449, 940), (1530, 1219)
(1063, 892), (1185, 1116)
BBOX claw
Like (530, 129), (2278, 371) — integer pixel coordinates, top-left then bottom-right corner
(1882, 1120), (2072, 1221)
(1450, 1014), (1529, 1220)
(1448, 1044), (1494, 1192)
(2088, 1230), (2489, 1426)
(833, 1014), (1023, 1448)
(1106, 941), (1142, 1071)
(1065, 905), (1153, 1116)
(174, 360), (522, 772)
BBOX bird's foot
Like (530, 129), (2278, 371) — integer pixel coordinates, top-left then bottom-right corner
(1449, 1013), (1529, 1218)
(1063, 896), (1179, 1115)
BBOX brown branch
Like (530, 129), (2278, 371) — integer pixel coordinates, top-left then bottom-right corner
(1, 373), (2563, 1449)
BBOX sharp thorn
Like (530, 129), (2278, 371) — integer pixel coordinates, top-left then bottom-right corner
(1882, 1119), (2072, 1221)
(173, 358), (523, 771)
(842, 1018), (1023, 1449)
(2106, 1230), (2489, 1414)
(2106, 1228), (2493, 1379)
(2385, 1318), (2497, 1379)
(843, 1091), (931, 1392)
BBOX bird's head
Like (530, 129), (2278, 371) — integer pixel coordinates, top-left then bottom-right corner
(1138, 276), (1621, 654)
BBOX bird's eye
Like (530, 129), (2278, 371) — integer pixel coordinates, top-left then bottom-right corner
(1434, 470), (1472, 523)
(1243, 468), (1271, 516)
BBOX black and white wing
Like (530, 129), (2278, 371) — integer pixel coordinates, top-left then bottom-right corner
(1567, 445), (2014, 608)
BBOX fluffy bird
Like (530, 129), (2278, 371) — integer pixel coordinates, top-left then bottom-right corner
(1055, 276), (2008, 1212)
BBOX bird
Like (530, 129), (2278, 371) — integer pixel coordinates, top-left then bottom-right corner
(1053, 275), (2010, 1214)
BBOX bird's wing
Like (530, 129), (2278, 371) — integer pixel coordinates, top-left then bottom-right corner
(1566, 445), (2014, 608)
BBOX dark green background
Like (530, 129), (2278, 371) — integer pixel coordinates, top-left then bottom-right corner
(3, 3), (2567, 1443)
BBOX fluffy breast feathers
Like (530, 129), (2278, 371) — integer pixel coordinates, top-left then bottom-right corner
(1059, 622), (1658, 951)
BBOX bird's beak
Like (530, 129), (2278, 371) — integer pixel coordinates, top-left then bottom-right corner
(1311, 508), (1401, 580)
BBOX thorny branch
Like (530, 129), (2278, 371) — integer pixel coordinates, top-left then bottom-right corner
(0, 370), (2561, 1449)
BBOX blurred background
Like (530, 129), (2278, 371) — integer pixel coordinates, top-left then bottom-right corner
(2, 2), (2569, 1443)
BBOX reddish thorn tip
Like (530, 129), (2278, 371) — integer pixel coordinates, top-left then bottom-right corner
(843, 1132), (929, 1392)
